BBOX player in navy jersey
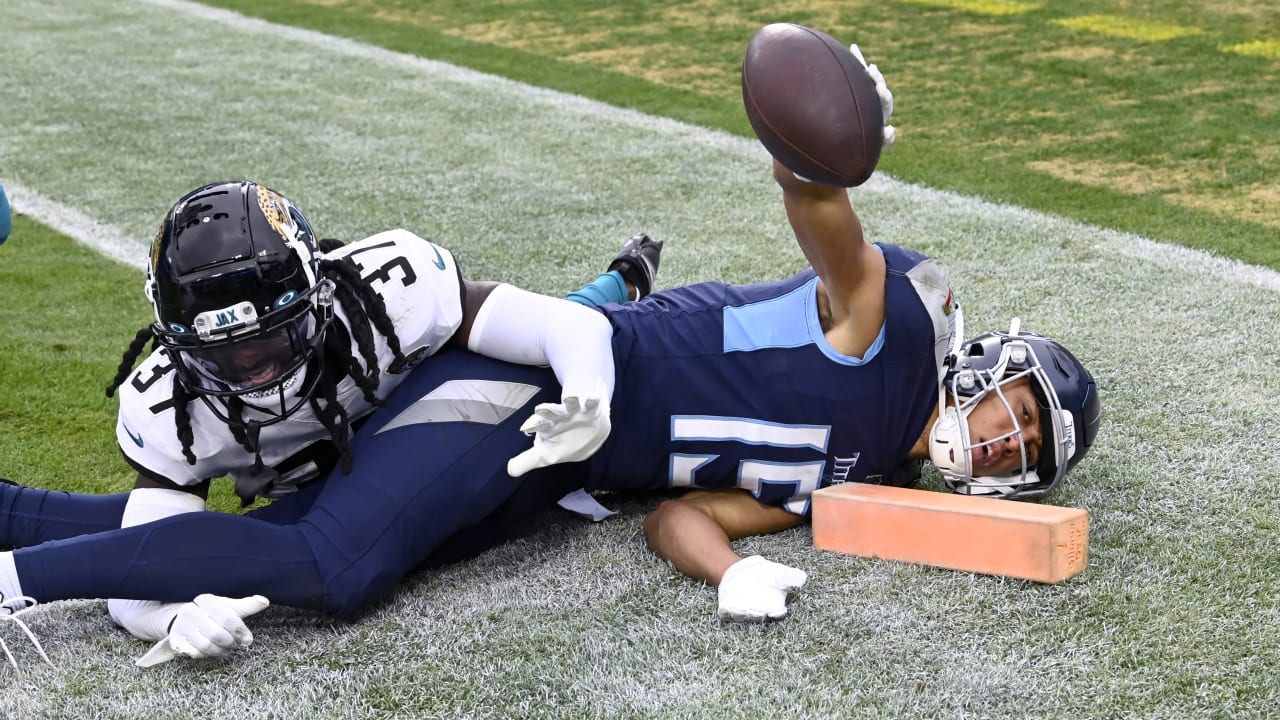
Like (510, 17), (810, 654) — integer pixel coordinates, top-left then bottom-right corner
(441, 155), (1093, 624)
(0, 156), (1096, 656)
(416, 42), (1098, 621)
(0, 42), (1099, 664)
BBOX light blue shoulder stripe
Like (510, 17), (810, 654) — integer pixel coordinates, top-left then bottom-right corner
(722, 275), (885, 366)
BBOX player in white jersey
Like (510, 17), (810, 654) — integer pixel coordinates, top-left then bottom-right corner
(106, 181), (656, 502)
(113, 226), (469, 502)
(76, 179), (648, 659)
(0, 177), (661, 666)
(0, 45), (1100, 664)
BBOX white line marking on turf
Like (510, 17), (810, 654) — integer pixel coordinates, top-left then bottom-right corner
(10, 0), (1280, 295)
(134, 0), (736, 152)
(1096, 230), (1280, 294)
(3, 181), (145, 270)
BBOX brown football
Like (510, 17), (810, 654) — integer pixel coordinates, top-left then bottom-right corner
(742, 23), (885, 187)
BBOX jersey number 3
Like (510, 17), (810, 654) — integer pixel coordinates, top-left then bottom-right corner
(346, 241), (419, 289)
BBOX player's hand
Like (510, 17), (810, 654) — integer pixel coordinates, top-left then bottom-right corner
(135, 594), (269, 668)
(848, 44), (896, 147)
(716, 555), (808, 622)
(508, 387), (611, 477)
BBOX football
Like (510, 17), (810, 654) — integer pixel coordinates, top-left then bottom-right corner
(741, 23), (885, 187)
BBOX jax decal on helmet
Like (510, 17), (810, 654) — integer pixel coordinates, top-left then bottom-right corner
(106, 181), (412, 499)
(143, 181), (336, 424)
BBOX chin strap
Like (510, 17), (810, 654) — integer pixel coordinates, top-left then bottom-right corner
(935, 301), (966, 426)
(944, 303), (965, 373)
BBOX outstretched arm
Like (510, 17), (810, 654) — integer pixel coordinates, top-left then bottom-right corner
(774, 160), (887, 359)
(769, 41), (897, 359)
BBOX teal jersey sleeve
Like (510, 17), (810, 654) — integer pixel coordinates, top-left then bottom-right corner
(0, 182), (11, 244)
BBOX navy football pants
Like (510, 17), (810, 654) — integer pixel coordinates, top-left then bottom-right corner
(2, 350), (585, 617)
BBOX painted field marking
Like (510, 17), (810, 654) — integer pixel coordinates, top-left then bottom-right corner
(900, 0), (1040, 16)
(897, 1), (1278, 61)
(1051, 15), (1203, 42)
(1221, 40), (1280, 60)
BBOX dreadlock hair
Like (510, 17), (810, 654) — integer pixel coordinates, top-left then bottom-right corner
(106, 328), (159, 399)
(106, 241), (409, 478)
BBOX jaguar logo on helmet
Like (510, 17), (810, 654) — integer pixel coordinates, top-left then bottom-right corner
(108, 180), (410, 494)
(256, 186), (318, 288)
(257, 187), (299, 243)
(145, 181), (335, 427)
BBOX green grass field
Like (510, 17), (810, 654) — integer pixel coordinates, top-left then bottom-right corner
(2, 0), (1279, 718)
(197, 0), (1280, 271)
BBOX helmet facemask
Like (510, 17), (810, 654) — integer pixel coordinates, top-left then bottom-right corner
(145, 181), (335, 429)
(929, 319), (1081, 499)
(159, 279), (336, 425)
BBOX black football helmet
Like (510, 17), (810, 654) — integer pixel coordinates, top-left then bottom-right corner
(928, 319), (1100, 498)
(146, 181), (335, 423)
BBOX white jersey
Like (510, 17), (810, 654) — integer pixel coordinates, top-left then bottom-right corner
(115, 229), (464, 491)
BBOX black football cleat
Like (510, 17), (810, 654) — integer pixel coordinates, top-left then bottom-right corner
(608, 234), (664, 300)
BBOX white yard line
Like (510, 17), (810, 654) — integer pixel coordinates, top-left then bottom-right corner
(3, 0), (1276, 295)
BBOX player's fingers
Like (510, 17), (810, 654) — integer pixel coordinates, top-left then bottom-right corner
(230, 626), (254, 647)
(865, 62), (886, 86)
(195, 595), (266, 645)
(519, 413), (551, 435)
(507, 449), (541, 477)
(582, 397), (600, 414)
(136, 638), (178, 668)
(202, 608), (253, 647)
(765, 602), (790, 620)
(875, 86), (894, 120)
(774, 567), (808, 592)
(719, 606), (765, 623)
(189, 613), (236, 651)
(848, 43), (868, 67)
(562, 396), (581, 414)
(227, 595), (270, 620)
(535, 403), (568, 421)
(170, 633), (213, 659)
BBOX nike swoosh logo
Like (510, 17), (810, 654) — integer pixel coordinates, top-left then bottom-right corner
(123, 423), (144, 448)
(428, 242), (446, 270)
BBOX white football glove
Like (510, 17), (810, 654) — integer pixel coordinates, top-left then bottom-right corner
(717, 555), (808, 622)
(507, 384), (611, 477)
(848, 43), (896, 147)
(135, 594), (269, 668)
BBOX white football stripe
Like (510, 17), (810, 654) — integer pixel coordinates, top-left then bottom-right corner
(375, 379), (541, 433)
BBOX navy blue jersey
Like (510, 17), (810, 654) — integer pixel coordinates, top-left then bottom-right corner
(3, 245), (955, 615)
(587, 243), (956, 516)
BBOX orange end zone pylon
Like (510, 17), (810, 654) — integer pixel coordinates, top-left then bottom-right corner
(811, 484), (1088, 584)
